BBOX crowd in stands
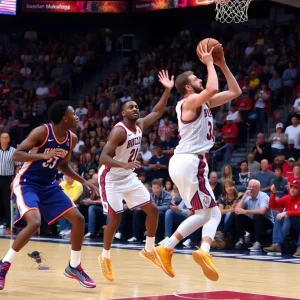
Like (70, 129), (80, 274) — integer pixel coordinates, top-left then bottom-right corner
(1, 22), (300, 256)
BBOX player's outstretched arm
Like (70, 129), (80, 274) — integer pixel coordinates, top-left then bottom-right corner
(58, 133), (99, 195)
(209, 53), (242, 108)
(99, 127), (141, 170)
(137, 70), (174, 130)
(184, 43), (218, 110)
(12, 125), (63, 162)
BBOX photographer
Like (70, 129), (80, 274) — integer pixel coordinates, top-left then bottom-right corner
(234, 179), (274, 251)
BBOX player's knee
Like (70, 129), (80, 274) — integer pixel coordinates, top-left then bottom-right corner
(27, 218), (41, 231)
(146, 203), (159, 217)
(71, 212), (85, 226)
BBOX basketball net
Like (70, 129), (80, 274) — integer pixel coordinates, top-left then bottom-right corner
(215, 0), (252, 23)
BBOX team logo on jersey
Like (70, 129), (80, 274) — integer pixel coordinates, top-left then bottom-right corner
(202, 195), (211, 208)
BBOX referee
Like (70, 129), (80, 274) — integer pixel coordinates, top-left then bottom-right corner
(0, 133), (21, 229)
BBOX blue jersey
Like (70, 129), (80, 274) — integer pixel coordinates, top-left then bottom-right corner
(17, 123), (72, 185)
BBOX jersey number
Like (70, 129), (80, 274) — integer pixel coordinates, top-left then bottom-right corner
(128, 148), (139, 162)
(42, 156), (59, 169)
(206, 121), (214, 141)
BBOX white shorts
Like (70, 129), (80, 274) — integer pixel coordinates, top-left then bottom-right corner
(98, 166), (153, 215)
(169, 153), (217, 210)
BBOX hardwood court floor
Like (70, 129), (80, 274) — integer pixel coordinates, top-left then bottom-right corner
(0, 238), (299, 300)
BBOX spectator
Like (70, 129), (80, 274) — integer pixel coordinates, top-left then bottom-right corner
(83, 174), (106, 238)
(148, 144), (169, 181)
(58, 174), (83, 237)
(268, 123), (287, 157)
(253, 159), (275, 195)
(285, 139), (298, 161)
(215, 180), (243, 247)
(127, 179), (171, 242)
(235, 160), (252, 188)
(264, 181), (300, 257)
(284, 115), (300, 156)
(234, 179), (274, 251)
(270, 165), (288, 199)
(282, 62), (297, 103)
(221, 115), (239, 164)
(209, 172), (222, 200)
(252, 133), (271, 163)
(247, 152), (261, 174)
(221, 165), (233, 183)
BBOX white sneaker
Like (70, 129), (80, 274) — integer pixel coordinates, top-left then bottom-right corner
(84, 232), (93, 238)
(158, 236), (169, 245)
(248, 242), (262, 252)
(59, 229), (67, 236)
(115, 232), (122, 240)
(127, 237), (137, 242)
(182, 238), (193, 248)
(62, 229), (71, 239)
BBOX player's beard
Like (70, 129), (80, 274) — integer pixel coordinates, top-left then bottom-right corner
(192, 84), (204, 93)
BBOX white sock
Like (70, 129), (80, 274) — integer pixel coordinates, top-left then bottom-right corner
(200, 242), (210, 253)
(3, 248), (17, 263)
(70, 250), (81, 268)
(145, 236), (155, 252)
(102, 249), (110, 259)
(164, 236), (179, 250)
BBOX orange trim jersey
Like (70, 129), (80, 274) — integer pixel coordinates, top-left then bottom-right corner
(174, 100), (215, 154)
(17, 123), (72, 185)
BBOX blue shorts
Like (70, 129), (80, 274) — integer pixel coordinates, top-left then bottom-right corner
(13, 175), (76, 228)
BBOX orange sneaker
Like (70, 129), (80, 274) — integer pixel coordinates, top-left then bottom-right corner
(139, 248), (162, 269)
(153, 245), (175, 278)
(98, 255), (114, 282)
(192, 247), (219, 281)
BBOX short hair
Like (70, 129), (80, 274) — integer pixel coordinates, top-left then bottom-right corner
(121, 100), (136, 110)
(151, 179), (163, 187)
(239, 160), (248, 166)
(248, 179), (261, 189)
(273, 164), (283, 173)
(48, 101), (69, 124)
(175, 71), (193, 95)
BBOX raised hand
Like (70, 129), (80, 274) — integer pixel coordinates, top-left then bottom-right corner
(196, 42), (214, 65)
(158, 70), (174, 91)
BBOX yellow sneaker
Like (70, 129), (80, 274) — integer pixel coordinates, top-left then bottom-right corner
(153, 245), (175, 278)
(192, 247), (219, 281)
(139, 248), (162, 269)
(98, 255), (114, 282)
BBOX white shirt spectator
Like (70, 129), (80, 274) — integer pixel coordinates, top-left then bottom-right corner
(285, 125), (300, 149)
(73, 140), (85, 153)
(36, 86), (49, 96)
(75, 107), (88, 118)
(20, 67), (31, 76)
(140, 150), (152, 162)
(293, 97), (300, 114)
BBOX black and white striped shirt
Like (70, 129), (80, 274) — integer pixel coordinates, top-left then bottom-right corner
(0, 146), (21, 176)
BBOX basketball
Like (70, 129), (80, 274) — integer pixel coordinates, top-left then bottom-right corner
(197, 38), (223, 63)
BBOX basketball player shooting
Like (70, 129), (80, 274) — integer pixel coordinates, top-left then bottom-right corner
(98, 70), (174, 282)
(154, 42), (242, 281)
(0, 102), (98, 290)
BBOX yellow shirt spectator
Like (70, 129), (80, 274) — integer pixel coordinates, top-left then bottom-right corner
(60, 175), (83, 203)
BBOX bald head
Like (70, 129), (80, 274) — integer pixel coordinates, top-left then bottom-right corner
(209, 172), (218, 184)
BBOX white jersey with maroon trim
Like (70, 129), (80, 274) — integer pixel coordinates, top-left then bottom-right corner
(103, 121), (142, 181)
(174, 100), (215, 154)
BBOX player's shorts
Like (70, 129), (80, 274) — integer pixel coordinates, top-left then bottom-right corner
(169, 153), (217, 211)
(98, 167), (153, 215)
(12, 174), (76, 228)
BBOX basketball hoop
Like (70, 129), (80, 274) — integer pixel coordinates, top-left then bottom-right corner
(215, 0), (252, 23)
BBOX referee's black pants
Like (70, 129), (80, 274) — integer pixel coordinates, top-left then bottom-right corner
(0, 176), (12, 227)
